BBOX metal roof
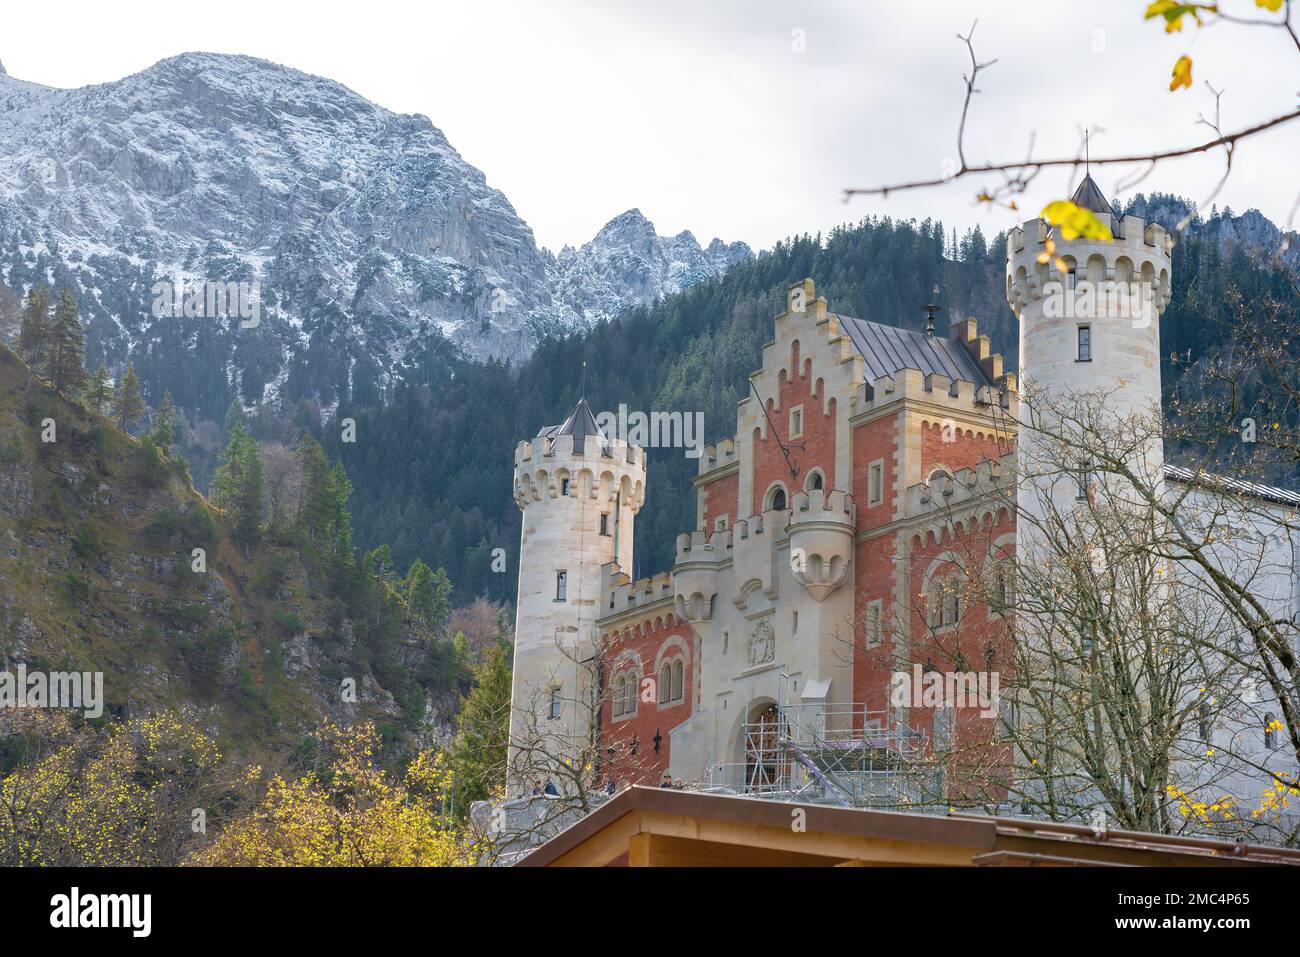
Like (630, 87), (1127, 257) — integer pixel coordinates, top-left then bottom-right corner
(1070, 174), (1114, 215)
(1164, 463), (1300, 508)
(835, 313), (992, 385)
(539, 397), (615, 457)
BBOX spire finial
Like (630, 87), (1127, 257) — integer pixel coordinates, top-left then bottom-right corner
(581, 360), (587, 400)
(1085, 128), (1090, 178)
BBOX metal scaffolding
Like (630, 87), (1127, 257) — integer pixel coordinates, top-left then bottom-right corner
(706, 672), (946, 810)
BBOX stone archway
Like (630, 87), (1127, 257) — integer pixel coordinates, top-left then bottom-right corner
(744, 703), (784, 793)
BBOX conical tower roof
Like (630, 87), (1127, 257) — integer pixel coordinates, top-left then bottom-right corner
(1070, 174), (1114, 216)
(553, 397), (609, 455)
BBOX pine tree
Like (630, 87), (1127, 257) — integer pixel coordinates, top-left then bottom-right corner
(85, 365), (113, 415)
(404, 559), (451, 631)
(447, 640), (512, 812)
(16, 285), (51, 390)
(113, 362), (145, 432)
(149, 391), (177, 452)
(223, 400), (246, 436)
(325, 462), (355, 571)
(47, 287), (88, 397)
(211, 422), (263, 551)
(295, 436), (332, 545)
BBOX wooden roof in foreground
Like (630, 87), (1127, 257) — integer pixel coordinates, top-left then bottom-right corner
(516, 787), (1300, 868)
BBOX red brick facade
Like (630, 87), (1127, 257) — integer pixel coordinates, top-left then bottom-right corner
(698, 471), (737, 531)
(600, 614), (695, 786)
(750, 342), (839, 512)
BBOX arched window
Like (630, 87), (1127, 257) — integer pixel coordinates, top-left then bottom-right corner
(928, 575), (962, 629)
(744, 704), (785, 793)
(765, 484), (788, 511)
(806, 470), (824, 492)
(928, 582), (944, 629)
(992, 561), (1014, 613)
(613, 674), (637, 719)
(657, 659), (686, 705)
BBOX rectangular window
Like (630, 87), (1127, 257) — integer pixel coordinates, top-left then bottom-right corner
(560, 477), (570, 495)
(555, 570), (567, 601)
(714, 515), (728, 531)
(933, 707), (953, 752)
(931, 579), (960, 628)
(868, 460), (884, 506)
(944, 587), (961, 626)
(866, 599), (883, 648)
(999, 698), (1016, 741)
(1076, 461), (1091, 501)
(599, 513), (610, 536)
(548, 686), (562, 720)
(790, 406), (804, 438)
(1077, 325), (1092, 362)
(991, 564), (1014, 616)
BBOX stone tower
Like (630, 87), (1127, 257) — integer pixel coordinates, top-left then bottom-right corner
(1006, 176), (1173, 527)
(508, 398), (645, 791)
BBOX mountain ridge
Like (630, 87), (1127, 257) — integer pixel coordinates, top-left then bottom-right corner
(0, 51), (751, 415)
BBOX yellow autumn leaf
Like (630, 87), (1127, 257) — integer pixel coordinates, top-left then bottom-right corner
(1170, 55), (1193, 91)
(1256, 0), (1283, 11)
(1041, 200), (1114, 241)
(1145, 2), (1217, 32)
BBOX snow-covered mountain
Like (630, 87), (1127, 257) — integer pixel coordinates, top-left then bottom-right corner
(0, 52), (749, 412)
(551, 209), (750, 332)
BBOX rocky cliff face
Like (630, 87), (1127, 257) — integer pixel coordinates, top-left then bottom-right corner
(0, 345), (452, 756)
(0, 53), (749, 413)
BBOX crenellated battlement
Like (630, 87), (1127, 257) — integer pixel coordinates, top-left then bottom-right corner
(513, 428), (646, 512)
(513, 432), (646, 471)
(904, 451), (1015, 518)
(697, 436), (737, 477)
(1007, 211), (1174, 319)
(600, 562), (676, 618)
(788, 488), (855, 523)
(674, 526), (734, 565)
(859, 365), (1018, 419)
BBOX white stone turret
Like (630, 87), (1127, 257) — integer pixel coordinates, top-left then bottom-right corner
(1007, 176), (1173, 525)
(787, 488), (855, 602)
(508, 398), (645, 792)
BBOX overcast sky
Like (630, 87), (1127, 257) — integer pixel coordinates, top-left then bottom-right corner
(4, 0), (1296, 252)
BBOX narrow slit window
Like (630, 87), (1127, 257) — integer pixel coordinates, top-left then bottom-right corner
(868, 461), (884, 506)
(1077, 325), (1092, 362)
